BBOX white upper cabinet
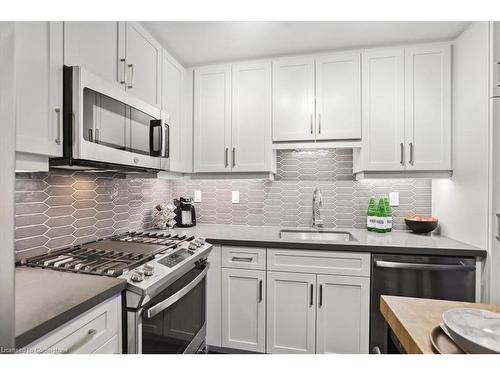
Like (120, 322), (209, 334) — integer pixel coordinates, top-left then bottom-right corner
(360, 48), (405, 171)
(405, 44), (451, 171)
(272, 56), (315, 142)
(266, 271), (316, 354)
(315, 52), (362, 140)
(124, 22), (162, 108)
(193, 64), (232, 172)
(316, 275), (369, 354)
(356, 43), (452, 175)
(15, 22), (63, 167)
(162, 50), (185, 172)
(64, 22), (125, 89)
(491, 22), (500, 97)
(64, 22), (161, 109)
(231, 61), (272, 172)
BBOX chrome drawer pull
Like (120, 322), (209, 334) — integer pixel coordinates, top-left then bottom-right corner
(231, 256), (253, 262)
(64, 328), (97, 354)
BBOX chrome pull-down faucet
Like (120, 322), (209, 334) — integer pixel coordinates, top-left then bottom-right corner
(312, 187), (324, 228)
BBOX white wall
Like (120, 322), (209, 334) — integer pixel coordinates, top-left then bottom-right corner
(0, 22), (16, 350)
(432, 22), (490, 251)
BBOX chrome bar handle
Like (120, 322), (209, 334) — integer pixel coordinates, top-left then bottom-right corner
(55, 108), (62, 145)
(120, 58), (126, 85)
(374, 260), (475, 272)
(497, 62), (500, 88)
(319, 284), (323, 307)
(127, 64), (134, 89)
(496, 213), (500, 241)
(231, 256), (253, 262)
(400, 143), (405, 166)
(409, 142), (414, 165)
(143, 265), (209, 319)
(232, 147), (236, 168)
(309, 283), (314, 306)
(318, 114), (321, 134)
(64, 329), (97, 354)
(258, 279), (263, 302)
(224, 148), (229, 167)
(310, 114), (313, 134)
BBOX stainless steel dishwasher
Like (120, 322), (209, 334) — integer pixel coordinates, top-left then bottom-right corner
(370, 253), (476, 354)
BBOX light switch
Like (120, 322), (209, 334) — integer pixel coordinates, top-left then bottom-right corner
(232, 191), (240, 204)
(389, 192), (399, 206)
(194, 190), (202, 203)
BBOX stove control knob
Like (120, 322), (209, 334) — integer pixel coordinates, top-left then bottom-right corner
(130, 271), (144, 283)
(188, 243), (198, 250)
(143, 264), (154, 276)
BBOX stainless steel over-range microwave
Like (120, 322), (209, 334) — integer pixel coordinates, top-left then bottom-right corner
(50, 66), (169, 174)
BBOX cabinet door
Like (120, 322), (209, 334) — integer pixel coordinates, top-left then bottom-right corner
(272, 56), (315, 141)
(193, 64), (231, 172)
(316, 275), (369, 354)
(491, 22), (500, 98)
(222, 268), (266, 352)
(162, 50), (185, 172)
(15, 22), (63, 157)
(231, 61), (272, 172)
(405, 43), (451, 171)
(63, 22), (125, 89)
(124, 22), (162, 108)
(316, 52), (361, 140)
(267, 271), (316, 353)
(361, 48), (405, 170)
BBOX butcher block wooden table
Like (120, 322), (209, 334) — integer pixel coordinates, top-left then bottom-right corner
(380, 295), (500, 354)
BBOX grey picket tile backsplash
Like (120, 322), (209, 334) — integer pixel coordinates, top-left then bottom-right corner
(15, 150), (432, 257)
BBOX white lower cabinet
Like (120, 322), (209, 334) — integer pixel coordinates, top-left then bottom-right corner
(221, 268), (266, 352)
(266, 271), (316, 354)
(20, 295), (122, 354)
(208, 246), (371, 354)
(316, 275), (370, 354)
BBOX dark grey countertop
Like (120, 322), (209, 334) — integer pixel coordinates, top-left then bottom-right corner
(152, 224), (486, 258)
(15, 267), (126, 348)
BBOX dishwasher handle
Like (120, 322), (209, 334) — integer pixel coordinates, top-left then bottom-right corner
(374, 260), (476, 272)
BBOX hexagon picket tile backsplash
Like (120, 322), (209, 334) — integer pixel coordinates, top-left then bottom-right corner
(15, 150), (432, 257)
(15, 169), (171, 259)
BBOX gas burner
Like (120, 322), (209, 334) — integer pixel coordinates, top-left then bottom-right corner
(20, 231), (203, 278)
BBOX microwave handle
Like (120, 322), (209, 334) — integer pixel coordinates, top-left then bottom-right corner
(142, 264), (209, 319)
(162, 122), (169, 159)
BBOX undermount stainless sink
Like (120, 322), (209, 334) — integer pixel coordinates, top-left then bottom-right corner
(279, 229), (356, 242)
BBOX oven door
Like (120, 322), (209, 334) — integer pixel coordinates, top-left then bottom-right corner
(137, 263), (208, 354)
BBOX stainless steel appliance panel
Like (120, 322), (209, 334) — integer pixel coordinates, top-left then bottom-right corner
(370, 253), (476, 354)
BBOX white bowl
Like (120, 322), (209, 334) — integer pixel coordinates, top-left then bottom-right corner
(442, 308), (500, 354)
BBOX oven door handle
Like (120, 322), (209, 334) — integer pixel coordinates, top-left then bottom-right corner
(142, 264), (209, 319)
(374, 260), (475, 272)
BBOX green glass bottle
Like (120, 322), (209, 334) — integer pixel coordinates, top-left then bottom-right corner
(384, 197), (393, 232)
(375, 198), (387, 233)
(367, 197), (378, 231)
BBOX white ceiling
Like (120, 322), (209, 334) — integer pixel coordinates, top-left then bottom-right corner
(143, 21), (470, 67)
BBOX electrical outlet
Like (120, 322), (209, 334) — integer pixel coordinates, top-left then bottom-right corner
(232, 191), (240, 204)
(194, 190), (202, 203)
(389, 192), (399, 206)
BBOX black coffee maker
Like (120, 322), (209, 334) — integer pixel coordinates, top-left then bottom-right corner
(173, 197), (196, 227)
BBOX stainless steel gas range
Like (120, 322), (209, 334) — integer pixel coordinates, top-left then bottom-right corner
(20, 231), (212, 354)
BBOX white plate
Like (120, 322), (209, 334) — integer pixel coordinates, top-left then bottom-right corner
(442, 308), (500, 354)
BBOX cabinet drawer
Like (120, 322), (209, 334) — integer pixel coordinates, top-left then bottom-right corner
(222, 246), (266, 270)
(267, 249), (370, 277)
(23, 295), (121, 354)
(92, 334), (120, 354)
